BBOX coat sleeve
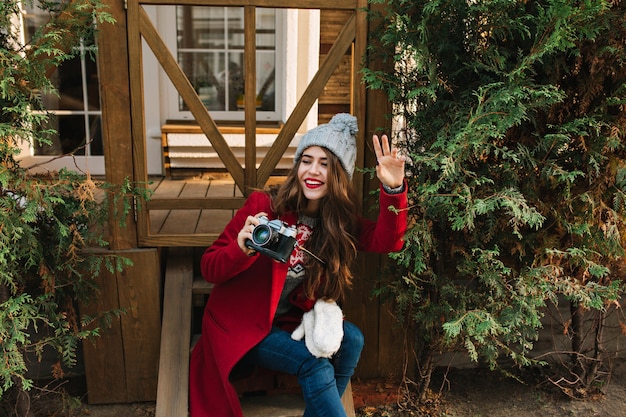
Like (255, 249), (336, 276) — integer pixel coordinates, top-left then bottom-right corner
(200, 192), (269, 284)
(357, 180), (408, 253)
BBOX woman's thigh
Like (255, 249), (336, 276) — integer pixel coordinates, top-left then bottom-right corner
(242, 326), (313, 375)
(243, 321), (364, 374)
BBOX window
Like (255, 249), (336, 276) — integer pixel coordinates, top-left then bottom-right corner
(162, 6), (292, 123)
(18, 2), (104, 174)
(176, 6), (276, 119)
(22, 3), (103, 158)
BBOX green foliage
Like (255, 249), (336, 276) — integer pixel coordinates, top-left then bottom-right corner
(366, 0), (626, 394)
(0, 0), (144, 401)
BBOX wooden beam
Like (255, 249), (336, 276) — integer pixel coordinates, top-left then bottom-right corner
(82, 261), (127, 403)
(82, 249), (161, 403)
(126, 0), (150, 243)
(99, 0), (138, 250)
(147, 197), (245, 210)
(353, 0), (368, 204)
(244, 6), (258, 193)
(139, 0), (358, 9)
(155, 247), (193, 417)
(139, 234), (219, 247)
(161, 124), (282, 135)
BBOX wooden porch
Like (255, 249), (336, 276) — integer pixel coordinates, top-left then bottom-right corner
(146, 173), (287, 246)
(89, 0), (404, 413)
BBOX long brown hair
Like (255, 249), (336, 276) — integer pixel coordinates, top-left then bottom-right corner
(268, 149), (360, 301)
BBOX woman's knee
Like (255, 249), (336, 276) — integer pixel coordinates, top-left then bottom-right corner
(298, 355), (335, 381)
(342, 321), (364, 352)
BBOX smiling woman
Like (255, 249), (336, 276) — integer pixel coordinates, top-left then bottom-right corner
(297, 146), (330, 215)
(189, 113), (408, 417)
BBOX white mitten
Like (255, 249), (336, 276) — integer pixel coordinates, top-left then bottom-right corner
(311, 299), (344, 357)
(303, 308), (327, 358)
(291, 308), (324, 356)
(291, 299), (344, 358)
(291, 319), (306, 341)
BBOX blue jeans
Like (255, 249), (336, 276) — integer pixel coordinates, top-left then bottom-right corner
(241, 321), (364, 417)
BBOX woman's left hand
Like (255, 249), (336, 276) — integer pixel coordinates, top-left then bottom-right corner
(373, 134), (406, 188)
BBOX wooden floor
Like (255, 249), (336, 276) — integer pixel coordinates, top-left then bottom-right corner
(145, 172), (287, 247)
(148, 173), (241, 236)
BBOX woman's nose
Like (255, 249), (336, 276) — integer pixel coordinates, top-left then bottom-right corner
(309, 162), (321, 174)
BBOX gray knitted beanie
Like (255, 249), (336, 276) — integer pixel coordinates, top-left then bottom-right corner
(294, 113), (358, 179)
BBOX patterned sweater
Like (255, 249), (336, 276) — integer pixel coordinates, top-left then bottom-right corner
(274, 214), (318, 318)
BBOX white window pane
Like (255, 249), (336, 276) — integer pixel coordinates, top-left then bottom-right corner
(175, 6), (276, 119)
(22, 2), (103, 156)
(35, 114), (102, 157)
(257, 51), (275, 111)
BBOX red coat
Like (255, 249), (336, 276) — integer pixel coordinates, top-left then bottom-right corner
(189, 184), (408, 417)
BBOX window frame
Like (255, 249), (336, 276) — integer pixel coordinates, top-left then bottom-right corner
(16, 1), (105, 174)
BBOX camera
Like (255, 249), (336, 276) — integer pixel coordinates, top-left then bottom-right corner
(245, 216), (297, 263)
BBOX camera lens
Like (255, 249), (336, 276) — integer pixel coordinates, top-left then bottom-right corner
(251, 224), (277, 247)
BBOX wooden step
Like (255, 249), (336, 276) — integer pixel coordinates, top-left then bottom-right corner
(192, 274), (214, 294)
(155, 247), (193, 417)
(240, 383), (355, 417)
(241, 394), (305, 417)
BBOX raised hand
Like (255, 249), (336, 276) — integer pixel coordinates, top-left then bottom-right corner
(373, 134), (405, 188)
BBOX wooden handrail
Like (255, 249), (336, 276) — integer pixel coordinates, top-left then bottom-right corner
(139, 234), (219, 247)
(161, 124), (282, 135)
(147, 197), (245, 210)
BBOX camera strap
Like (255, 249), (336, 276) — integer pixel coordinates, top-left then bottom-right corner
(295, 242), (326, 265)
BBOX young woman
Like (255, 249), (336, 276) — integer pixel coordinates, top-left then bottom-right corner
(189, 113), (408, 417)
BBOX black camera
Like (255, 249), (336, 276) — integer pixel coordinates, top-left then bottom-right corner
(245, 216), (297, 263)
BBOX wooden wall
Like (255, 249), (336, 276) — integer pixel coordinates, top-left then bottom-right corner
(81, 249), (161, 403)
(81, 0), (162, 403)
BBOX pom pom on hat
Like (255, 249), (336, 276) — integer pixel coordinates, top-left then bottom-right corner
(294, 113), (358, 179)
